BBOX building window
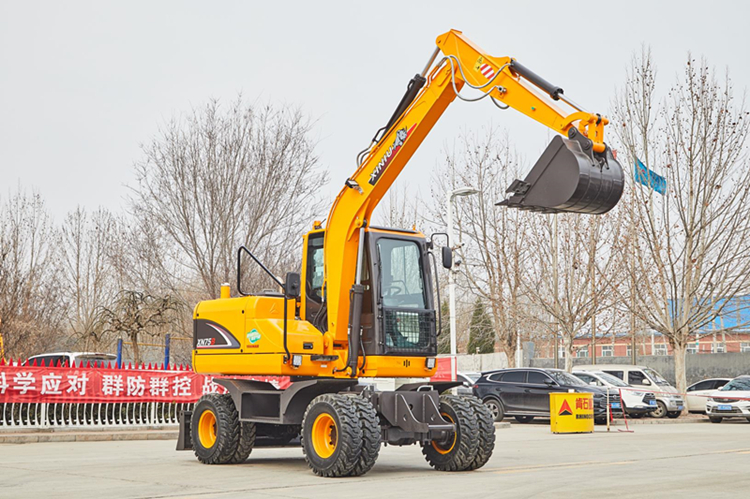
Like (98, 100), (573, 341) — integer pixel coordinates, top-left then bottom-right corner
(712, 343), (726, 354)
(626, 345), (632, 358)
(654, 344), (668, 356)
(687, 343), (698, 354)
(601, 345), (614, 357)
(741, 342), (750, 353)
(577, 346), (589, 358)
(558, 347), (566, 359)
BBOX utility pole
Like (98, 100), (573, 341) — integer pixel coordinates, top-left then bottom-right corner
(590, 221), (597, 365)
(447, 187), (478, 381)
(553, 213), (559, 369)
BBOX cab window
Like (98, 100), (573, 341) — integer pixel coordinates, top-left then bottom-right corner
(305, 234), (325, 303)
(377, 238), (426, 309)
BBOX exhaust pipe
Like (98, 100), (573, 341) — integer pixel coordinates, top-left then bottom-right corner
(498, 128), (624, 215)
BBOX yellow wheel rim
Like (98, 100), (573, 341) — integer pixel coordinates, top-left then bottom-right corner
(311, 413), (337, 459)
(198, 410), (217, 448)
(431, 412), (457, 455)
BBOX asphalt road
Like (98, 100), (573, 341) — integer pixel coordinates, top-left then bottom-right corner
(2, 421), (749, 499)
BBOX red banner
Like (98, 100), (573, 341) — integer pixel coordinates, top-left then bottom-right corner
(0, 365), (290, 404)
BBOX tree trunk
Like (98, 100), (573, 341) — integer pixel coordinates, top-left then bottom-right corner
(502, 339), (516, 368)
(564, 335), (574, 372)
(673, 341), (688, 414)
(131, 332), (141, 366)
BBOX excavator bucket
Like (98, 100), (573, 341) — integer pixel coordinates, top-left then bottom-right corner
(497, 132), (624, 215)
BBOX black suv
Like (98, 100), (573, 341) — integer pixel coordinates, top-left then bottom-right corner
(472, 368), (621, 423)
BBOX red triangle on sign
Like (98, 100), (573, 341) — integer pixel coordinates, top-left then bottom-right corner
(559, 399), (573, 416)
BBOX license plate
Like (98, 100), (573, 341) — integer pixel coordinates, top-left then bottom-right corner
(718, 404), (733, 411)
(611, 403), (621, 409)
(677, 406), (684, 411)
(648, 400), (656, 406)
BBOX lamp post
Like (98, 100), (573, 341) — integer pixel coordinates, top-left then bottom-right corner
(447, 187), (479, 381)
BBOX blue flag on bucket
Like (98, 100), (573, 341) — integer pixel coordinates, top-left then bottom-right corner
(634, 158), (666, 195)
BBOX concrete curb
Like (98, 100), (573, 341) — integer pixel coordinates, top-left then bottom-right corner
(612, 418), (708, 425)
(494, 422), (511, 429)
(0, 430), (178, 444)
(0, 424), (176, 434)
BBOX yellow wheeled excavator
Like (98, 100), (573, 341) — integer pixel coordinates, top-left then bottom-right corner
(176, 29), (624, 476)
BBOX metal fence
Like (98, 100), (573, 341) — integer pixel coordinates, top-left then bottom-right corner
(0, 401), (193, 429)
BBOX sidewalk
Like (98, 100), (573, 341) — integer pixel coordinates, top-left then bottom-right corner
(0, 425), (178, 444)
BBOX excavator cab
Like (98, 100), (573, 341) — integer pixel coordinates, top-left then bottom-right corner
(303, 227), (438, 361)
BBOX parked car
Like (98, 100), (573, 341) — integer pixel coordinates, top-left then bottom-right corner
(576, 364), (684, 418)
(705, 375), (750, 423)
(473, 368), (622, 424)
(26, 352), (117, 368)
(686, 378), (731, 413)
(572, 370), (656, 417)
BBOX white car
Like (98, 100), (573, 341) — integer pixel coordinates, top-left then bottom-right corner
(572, 370), (657, 417)
(576, 364), (684, 418)
(705, 375), (750, 423)
(686, 378), (731, 413)
(26, 352), (117, 368)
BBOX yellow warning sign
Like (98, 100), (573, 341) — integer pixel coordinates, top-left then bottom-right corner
(549, 392), (594, 434)
(474, 56), (484, 72)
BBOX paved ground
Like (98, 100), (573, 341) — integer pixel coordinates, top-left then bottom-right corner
(1, 420), (749, 499)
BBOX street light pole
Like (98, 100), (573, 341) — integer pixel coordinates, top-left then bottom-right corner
(447, 187), (479, 382)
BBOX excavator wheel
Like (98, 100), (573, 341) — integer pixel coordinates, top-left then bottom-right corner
(191, 394), (242, 465)
(301, 394), (363, 477)
(422, 394), (480, 472)
(345, 395), (381, 476)
(461, 395), (496, 470)
(228, 421), (257, 464)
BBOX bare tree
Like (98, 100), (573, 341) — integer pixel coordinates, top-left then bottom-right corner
(525, 212), (623, 371)
(0, 189), (63, 359)
(431, 128), (535, 366)
(97, 290), (181, 366)
(59, 207), (118, 350)
(131, 97), (329, 300)
(611, 51), (750, 394)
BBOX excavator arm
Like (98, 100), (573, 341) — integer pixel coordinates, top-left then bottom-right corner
(323, 29), (624, 347)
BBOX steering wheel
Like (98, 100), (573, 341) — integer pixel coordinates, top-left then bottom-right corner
(384, 285), (402, 296)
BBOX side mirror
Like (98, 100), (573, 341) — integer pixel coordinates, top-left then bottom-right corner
(284, 272), (301, 299)
(642, 378), (652, 386)
(442, 246), (453, 269)
(545, 379), (555, 386)
(462, 381), (470, 387)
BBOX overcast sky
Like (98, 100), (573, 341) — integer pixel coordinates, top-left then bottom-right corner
(2, 1), (749, 222)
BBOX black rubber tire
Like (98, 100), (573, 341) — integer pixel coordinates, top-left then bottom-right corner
(422, 394), (479, 472)
(514, 415), (534, 424)
(595, 418), (607, 426)
(462, 396), (496, 471)
(345, 396), (381, 477)
(191, 394), (241, 465)
(709, 416), (723, 423)
(483, 398), (505, 422)
(228, 421), (256, 464)
(628, 412), (644, 419)
(301, 394), (363, 477)
(650, 401), (667, 418)
(667, 411), (681, 419)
